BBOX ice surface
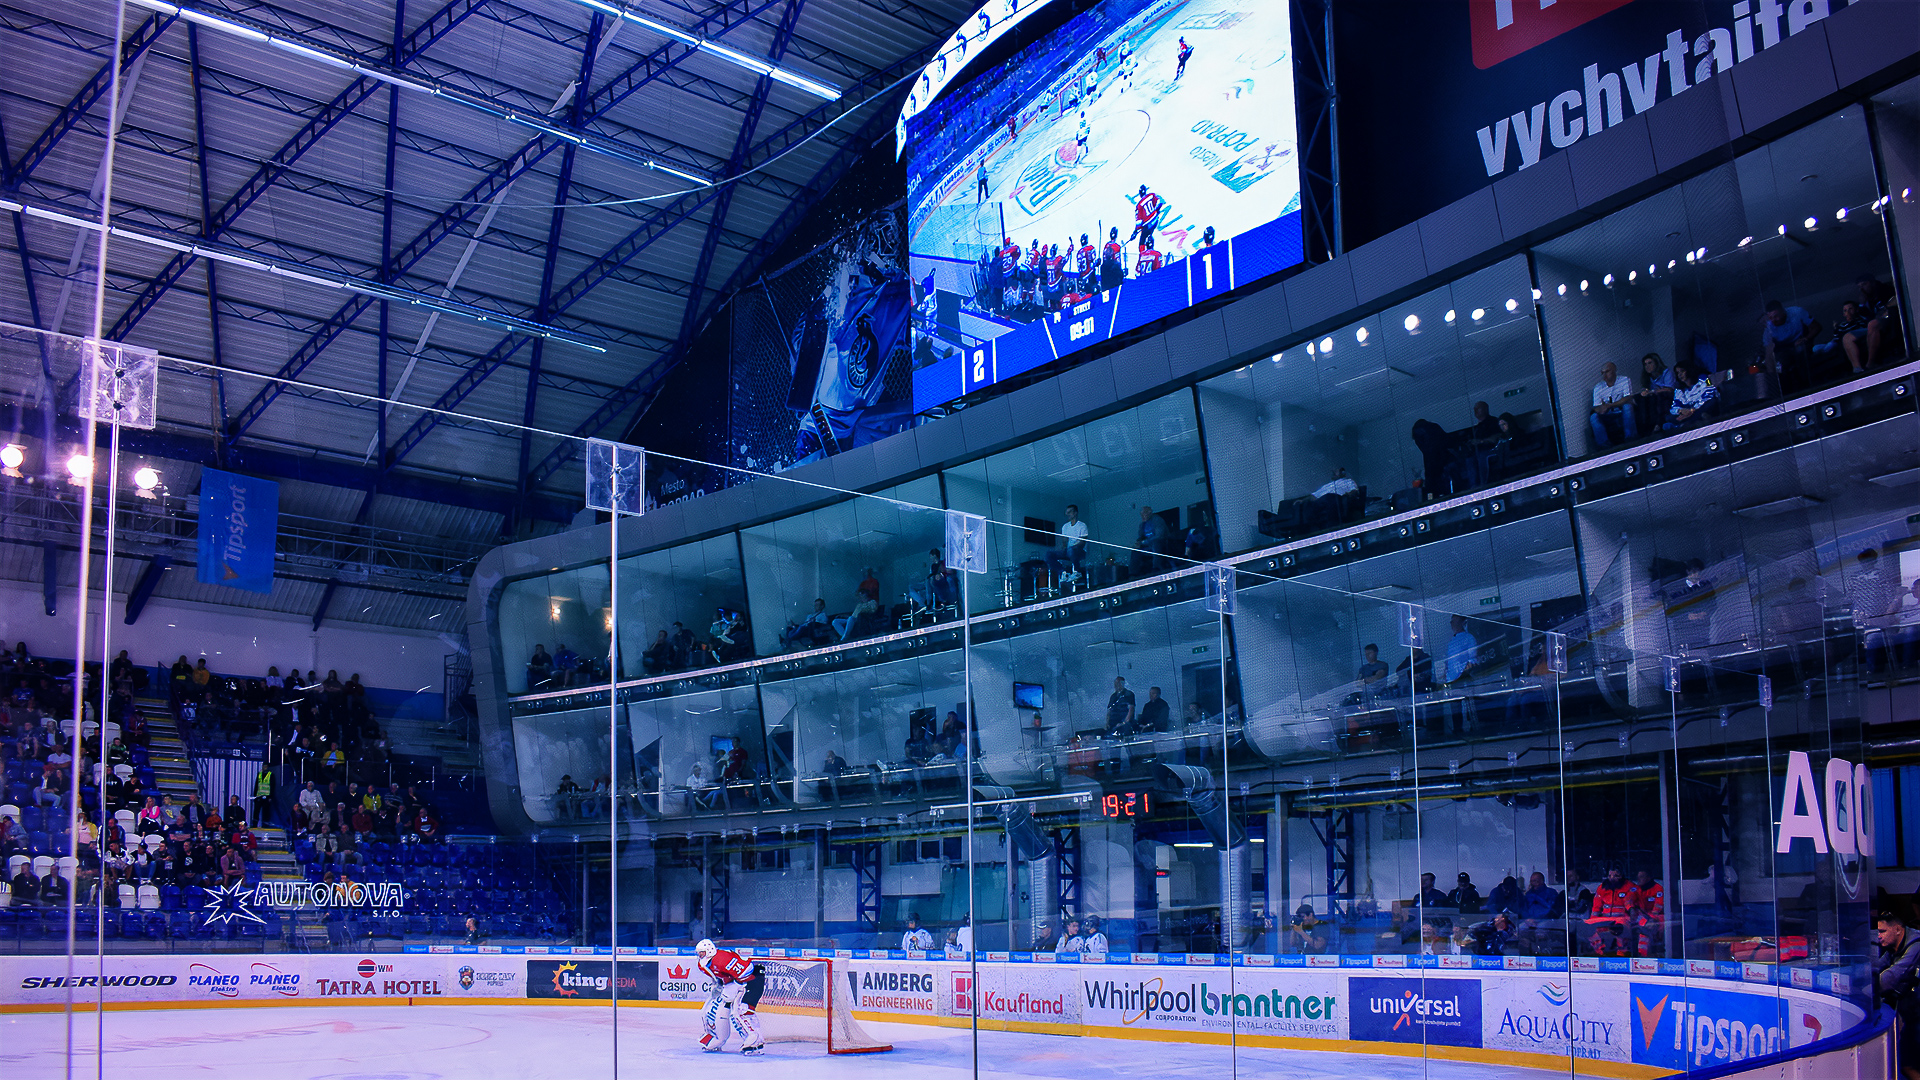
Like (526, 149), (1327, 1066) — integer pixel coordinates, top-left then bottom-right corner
(4, 1003), (1570, 1080)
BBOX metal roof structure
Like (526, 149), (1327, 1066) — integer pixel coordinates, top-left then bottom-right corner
(0, 0), (967, 631)
(1, 0), (966, 527)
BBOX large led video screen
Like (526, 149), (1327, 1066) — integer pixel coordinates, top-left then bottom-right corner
(905, 0), (1303, 412)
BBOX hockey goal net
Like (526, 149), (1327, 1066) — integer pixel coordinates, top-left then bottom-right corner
(753, 958), (892, 1054)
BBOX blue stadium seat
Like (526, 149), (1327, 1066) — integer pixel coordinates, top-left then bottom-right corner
(160, 886), (182, 911)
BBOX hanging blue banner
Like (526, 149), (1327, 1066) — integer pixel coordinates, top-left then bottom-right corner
(196, 468), (278, 594)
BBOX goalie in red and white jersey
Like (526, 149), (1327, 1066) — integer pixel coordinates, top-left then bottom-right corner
(695, 938), (767, 1055)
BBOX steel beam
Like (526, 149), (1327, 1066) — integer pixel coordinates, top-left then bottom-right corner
(104, 0), (487, 342)
(123, 555), (171, 625)
(42, 541), (58, 616)
(5, 13), (177, 185)
(223, 0), (773, 448)
(311, 487), (377, 630)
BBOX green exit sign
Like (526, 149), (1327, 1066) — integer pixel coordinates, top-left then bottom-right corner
(1192, 645), (1209, 654)
(1504, 386), (1526, 398)
(1479, 595), (1500, 606)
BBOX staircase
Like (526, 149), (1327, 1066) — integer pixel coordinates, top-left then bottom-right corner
(381, 713), (481, 772)
(135, 698), (200, 806)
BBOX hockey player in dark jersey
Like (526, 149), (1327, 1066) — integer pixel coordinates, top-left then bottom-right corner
(1076, 233), (1096, 291)
(1025, 239), (1046, 309)
(1044, 244), (1067, 310)
(1101, 226), (1126, 290)
(695, 938), (767, 1055)
(998, 236), (1023, 312)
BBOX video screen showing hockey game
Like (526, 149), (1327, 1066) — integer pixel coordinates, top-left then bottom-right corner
(905, 0), (1302, 410)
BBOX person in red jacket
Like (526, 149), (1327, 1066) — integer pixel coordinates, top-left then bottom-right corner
(1626, 870), (1666, 957)
(695, 938), (766, 1054)
(1584, 869), (1640, 956)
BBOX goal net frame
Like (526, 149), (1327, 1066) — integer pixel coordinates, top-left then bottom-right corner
(753, 957), (893, 1055)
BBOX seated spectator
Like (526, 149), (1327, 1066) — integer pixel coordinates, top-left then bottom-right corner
(1486, 874), (1522, 917)
(1632, 352), (1676, 433)
(686, 764), (717, 810)
(1626, 870), (1666, 957)
(1855, 274), (1901, 367)
(1446, 872), (1482, 914)
(642, 631), (673, 674)
(1311, 467), (1359, 517)
(191, 658), (213, 700)
(709, 609), (744, 658)
(1664, 362), (1717, 430)
(1183, 512), (1213, 562)
(785, 599), (833, 647)
(219, 845), (245, 885)
(1583, 869), (1638, 955)
(1762, 299), (1821, 389)
(1357, 644), (1389, 687)
(833, 585), (880, 643)
(1817, 300), (1872, 372)
(1474, 911), (1522, 956)
(1589, 361), (1637, 449)
(39, 868), (69, 908)
(817, 750), (847, 803)
(526, 645), (553, 689)
(552, 645), (580, 688)
(1131, 509), (1168, 577)
(669, 623), (695, 668)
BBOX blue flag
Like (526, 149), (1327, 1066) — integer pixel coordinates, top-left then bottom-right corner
(196, 469), (278, 594)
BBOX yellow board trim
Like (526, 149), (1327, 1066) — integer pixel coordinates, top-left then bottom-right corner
(0, 997), (1676, 1076)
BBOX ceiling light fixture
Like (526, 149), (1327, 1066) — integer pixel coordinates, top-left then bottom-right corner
(576, 0), (841, 99)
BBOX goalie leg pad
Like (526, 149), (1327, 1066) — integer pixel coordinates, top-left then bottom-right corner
(701, 994), (729, 1051)
(734, 1004), (762, 1050)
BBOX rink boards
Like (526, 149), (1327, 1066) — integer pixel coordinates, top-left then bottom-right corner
(0, 950), (1866, 1075)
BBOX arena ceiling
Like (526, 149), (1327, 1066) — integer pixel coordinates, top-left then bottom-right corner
(0, 0), (968, 535)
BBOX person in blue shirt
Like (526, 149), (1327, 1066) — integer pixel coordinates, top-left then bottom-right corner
(1762, 299), (1821, 389)
(1665, 362), (1718, 430)
(1442, 615), (1478, 685)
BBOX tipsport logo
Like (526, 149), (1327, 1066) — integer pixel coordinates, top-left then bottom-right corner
(1630, 984), (1787, 1069)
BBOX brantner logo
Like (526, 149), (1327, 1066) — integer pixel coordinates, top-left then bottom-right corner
(1083, 978), (1338, 1026)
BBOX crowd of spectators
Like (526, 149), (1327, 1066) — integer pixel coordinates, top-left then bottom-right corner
(1279, 867), (1668, 959)
(291, 778), (442, 858)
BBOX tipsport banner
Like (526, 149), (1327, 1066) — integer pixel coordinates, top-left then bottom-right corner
(195, 468), (279, 594)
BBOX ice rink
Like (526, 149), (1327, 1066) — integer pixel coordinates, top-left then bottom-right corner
(3, 1003), (1584, 1080)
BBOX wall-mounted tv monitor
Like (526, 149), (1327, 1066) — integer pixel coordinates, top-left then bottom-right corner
(903, 0), (1304, 412)
(710, 735), (737, 757)
(1013, 682), (1045, 710)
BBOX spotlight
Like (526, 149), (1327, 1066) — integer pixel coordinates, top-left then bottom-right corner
(133, 466), (160, 498)
(1470, 308), (1485, 321)
(1306, 340), (1317, 356)
(1835, 206), (1848, 222)
(1696, 247), (1707, 260)
(1629, 271), (1637, 282)
(1603, 274), (1614, 286)
(1667, 259), (1677, 269)
(1685, 251), (1696, 263)
(1803, 216), (1818, 231)
(1504, 298), (1519, 313)
(1579, 279), (1589, 292)
(1319, 336), (1334, 353)
(1649, 264), (1657, 275)
(1444, 309), (1457, 324)
(0, 444), (22, 477)
(1531, 288), (1542, 301)
(1354, 326), (1369, 344)
(1777, 224), (1787, 235)
(1739, 236), (1753, 247)
(1270, 352), (1283, 363)
(67, 453), (93, 482)
(1403, 314), (1420, 333)
(1556, 283), (1566, 296)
